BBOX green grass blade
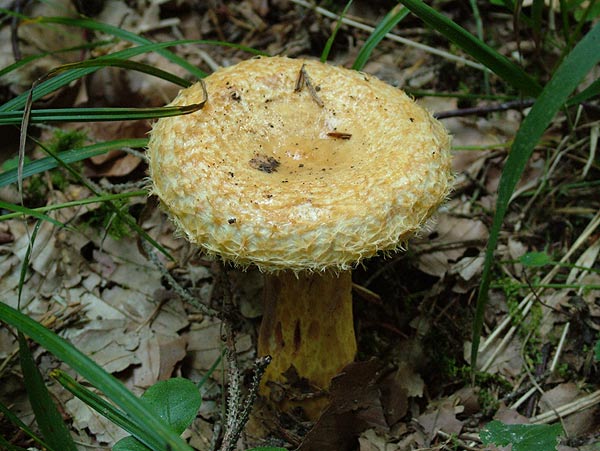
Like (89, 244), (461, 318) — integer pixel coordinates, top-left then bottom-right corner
(50, 370), (152, 445)
(0, 103), (205, 125)
(0, 39), (265, 113)
(0, 191), (146, 222)
(0, 201), (68, 229)
(15, 220), (76, 451)
(23, 15), (206, 80)
(0, 138), (148, 188)
(320, 0), (354, 63)
(352, 3), (409, 70)
(471, 21), (600, 369)
(0, 40), (114, 78)
(567, 78), (600, 105)
(397, 0), (542, 96)
(0, 303), (193, 451)
(46, 58), (192, 88)
(0, 401), (54, 451)
(18, 335), (78, 451)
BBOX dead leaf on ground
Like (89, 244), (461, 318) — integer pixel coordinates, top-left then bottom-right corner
(416, 404), (463, 442)
(413, 215), (488, 279)
(539, 383), (600, 436)
(298, 359), (387, 451)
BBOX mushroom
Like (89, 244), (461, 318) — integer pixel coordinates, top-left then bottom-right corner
(147, 56), (452, 418)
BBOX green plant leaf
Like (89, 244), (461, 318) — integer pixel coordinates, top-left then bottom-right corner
(246, 448), (288, 451)
(18, 335), (78, 451)
(472, 21), (600, 369)
(0, 303), (193, 451)
(519, 251), (553, 267)
(480, 421), (563, 451)
(352, 3), (409, 71)
(112, 379), (201, 451)
(113, 436), (154, 451)
(141, 378), (202, 434)
(397, 0), (542, 96)
(594, 339), (600, 362)
(0, 138), (147, 188)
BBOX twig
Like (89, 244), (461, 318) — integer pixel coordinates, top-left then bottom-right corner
(223, 356), (271, 451)
(290, 0), (486, 71)
(295, 63), (324, 107)
(480, 210), (600, 371)
(550, 322), (569, 373)
(220, 323), (243, 451)
(434, 99), (535, 119)
(141, 240), (221, 318)
(436, 430), (481, 451)
(530, 390), (600, 424)
(509, 323), (570, 410)
(219, 320), (272, 451)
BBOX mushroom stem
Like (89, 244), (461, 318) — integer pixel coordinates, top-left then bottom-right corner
(258, 270), (356, 418)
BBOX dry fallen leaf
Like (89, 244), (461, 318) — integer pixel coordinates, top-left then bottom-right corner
(299, 359), (387, 451)
(414, 215), (488, 278)
(539, 383), (600, 436)
(416, 404), (463, 441)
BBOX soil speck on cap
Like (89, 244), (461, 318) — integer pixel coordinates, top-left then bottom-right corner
(249, 154), (281, 173)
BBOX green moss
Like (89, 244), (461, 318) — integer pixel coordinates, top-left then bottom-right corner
(47, 129), (88, 153)
(82, 200), (133, 240)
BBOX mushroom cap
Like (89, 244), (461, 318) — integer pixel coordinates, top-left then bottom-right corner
(148, 56), (452, 272)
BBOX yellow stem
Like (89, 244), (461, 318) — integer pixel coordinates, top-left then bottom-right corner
(258, 270), (356, 418)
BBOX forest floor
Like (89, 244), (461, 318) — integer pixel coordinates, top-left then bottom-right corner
(0, 1), (599, 450)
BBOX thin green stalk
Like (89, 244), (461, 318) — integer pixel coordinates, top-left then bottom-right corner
(321, 0), (353, 62)
(0, 201), (69, 229)
(352, 3), (409, 71)
(468, 0), (490, 94)
(0, 401), (53, 451)
(0, 138), (148, 188)
(0, 103), (205, 125)
(0, 191), (146, 222)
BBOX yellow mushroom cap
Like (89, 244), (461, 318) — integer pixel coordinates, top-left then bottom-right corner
(148, 56), (452, 272)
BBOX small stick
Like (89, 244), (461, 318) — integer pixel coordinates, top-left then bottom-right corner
(294, 64), (324, 107)
(530, 390), (600, 424)
(224, 356), (272, 450)
(220, 323), (242, 451)
(141, 240), (221, 318)
(434, 99), (535, 119)
(290, 0), (486, 71)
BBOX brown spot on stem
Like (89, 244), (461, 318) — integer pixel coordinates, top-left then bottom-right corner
(275, 321), (284, 349)
(294, 320), (301, 353)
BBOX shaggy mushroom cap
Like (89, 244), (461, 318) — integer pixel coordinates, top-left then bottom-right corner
(148, 56), (452, 271)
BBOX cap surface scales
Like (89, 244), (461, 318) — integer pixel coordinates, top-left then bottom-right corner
(148, 56), (452, 272)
